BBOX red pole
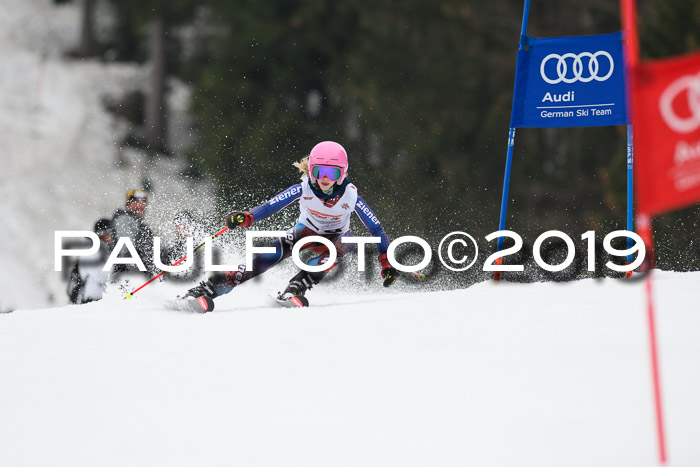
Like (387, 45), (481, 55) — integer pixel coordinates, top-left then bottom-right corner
(624, 0), (667, 459)
(645, 269), (667, 463)
(620, 0), (640, 65)
(637, 213), (667, 464)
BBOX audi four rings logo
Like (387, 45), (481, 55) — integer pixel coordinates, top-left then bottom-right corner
(540, 51), (615, 84)
(659, 71), (700, 134)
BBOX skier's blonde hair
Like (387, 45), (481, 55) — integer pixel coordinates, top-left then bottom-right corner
(293, 156), (310, 178)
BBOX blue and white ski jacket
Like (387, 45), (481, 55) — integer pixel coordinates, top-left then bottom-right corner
(249, 177), (390, 254)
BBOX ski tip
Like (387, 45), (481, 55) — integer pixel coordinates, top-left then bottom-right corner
(124, 292), (133, 299)
(290, 296), (309, 308)
(196, 296), (215, 312)
(167, 296), (215, 313)
(272, 294), (309, 308)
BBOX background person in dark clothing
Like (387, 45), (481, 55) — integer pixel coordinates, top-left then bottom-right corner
(112, 189), (159, 277)
(66, 218), (115, 304)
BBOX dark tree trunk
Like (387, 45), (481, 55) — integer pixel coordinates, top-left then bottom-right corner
(77, 0), (95, 57)
(146, 16), (168, 154)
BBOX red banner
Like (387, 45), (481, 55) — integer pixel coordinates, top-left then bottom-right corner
(633, 51), (700, 216)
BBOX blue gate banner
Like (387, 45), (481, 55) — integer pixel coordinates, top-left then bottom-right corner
(511, 32), (628, 128)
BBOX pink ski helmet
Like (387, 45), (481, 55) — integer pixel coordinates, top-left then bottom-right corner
(308, 141), (348, 184)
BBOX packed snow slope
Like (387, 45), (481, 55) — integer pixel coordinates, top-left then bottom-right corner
(1, 271), (699, 467)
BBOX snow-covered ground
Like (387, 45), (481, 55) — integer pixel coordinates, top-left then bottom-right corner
(1, 271), (699, 467)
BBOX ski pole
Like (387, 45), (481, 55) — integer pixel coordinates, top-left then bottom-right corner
(411, 271), (426, 281)
(124, 226), (229, 299)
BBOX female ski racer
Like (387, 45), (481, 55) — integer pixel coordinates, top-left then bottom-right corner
(182, 141), (400, 311)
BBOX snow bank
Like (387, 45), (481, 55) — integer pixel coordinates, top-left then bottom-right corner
(0, 0), (212, 311)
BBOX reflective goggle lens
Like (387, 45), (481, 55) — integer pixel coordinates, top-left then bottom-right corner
(311, 165), (342, 181)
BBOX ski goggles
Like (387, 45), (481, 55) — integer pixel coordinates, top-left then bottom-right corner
(311, 165), (343, 181)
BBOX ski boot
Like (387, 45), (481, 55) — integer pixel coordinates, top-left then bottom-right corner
(274, 271), (315, 308)
(180, 277), (219, 312)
